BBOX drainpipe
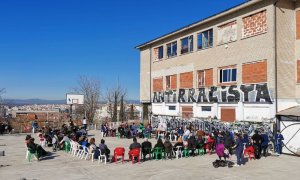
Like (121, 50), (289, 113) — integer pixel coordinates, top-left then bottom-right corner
(274, 0), (279, 131)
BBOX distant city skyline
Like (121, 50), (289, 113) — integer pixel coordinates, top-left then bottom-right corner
(0, 0), (245, 100)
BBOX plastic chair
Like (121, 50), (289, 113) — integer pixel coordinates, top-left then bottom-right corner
(153, 147), (164, 160)
(98, 149), (107, 165)
(116, 132), (121, 139)
(183, 148), (190, 158)
(129, 148), (141, 164)
(64, 141), (71, 153)
(114, 147), (125, 164)
(27, 148), (38, 162)
(81, 146), (90, 159)
(196, 144), (205, 156)
(173, 146), (183, 159)
(244, 146), (255, 160)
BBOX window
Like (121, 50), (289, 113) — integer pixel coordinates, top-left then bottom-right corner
(166, 76), (171, 89)
(198, 70), (205, 87)
(154, 46), (164, 60)
(169, 106), (176, 110)
(198, 29), (213, 50)
(219, 68), (237, 83)
(181, 35), (193, 54)
(166, 75), (177, 90)
(201, 106), (211, 112)
(167, 41), (177, 58)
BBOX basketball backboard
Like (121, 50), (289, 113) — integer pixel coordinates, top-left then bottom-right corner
(66, 94), (84, 105)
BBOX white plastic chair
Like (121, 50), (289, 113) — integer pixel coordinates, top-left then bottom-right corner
(98, 149), (107, 165)
(81, 146), (90, 160)
(173, 146), (183, 159)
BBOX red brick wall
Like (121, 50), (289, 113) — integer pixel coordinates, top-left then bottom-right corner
(153, 77), (163, 92)
(180, 72), (193, 89)
(205, 69), (213, 86)
(221, 108), (236, 122)
(242, 10), (267, 38)
(297, 60), (300, 83)
(297, 11), (300, 40)
(242, 60), (267, 84)
(170, 75), (177, 90)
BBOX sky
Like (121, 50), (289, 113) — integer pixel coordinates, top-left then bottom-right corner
(0, 0), (246, 100)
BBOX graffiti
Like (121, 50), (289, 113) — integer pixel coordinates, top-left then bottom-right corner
(151, 115), (274, 137)
(153, 83), (272, 104)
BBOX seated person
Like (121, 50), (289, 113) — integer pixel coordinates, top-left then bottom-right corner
(141, 138), (152, 161)
(128, 137), (141, 159)
(173, 137), (184, 151)
(59, 134), (70, 149)
(154, 138), (164, 149)
(144, 125), (152, 138)
(81, 136), (89, 147)
(164, 138), (173, 159)
(131, 123), (138, 137)
(27, 138), (48, 160)
(177, 127), (184, 137)
(118, 125), (125, 138)
(99, 139), (110, 160)
(188, 135), (197, 156)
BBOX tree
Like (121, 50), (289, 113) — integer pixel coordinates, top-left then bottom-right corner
(119, 95), (125, 122)
(0, 88), (6, 118)
(130, 104), (134, 120)
(75, 76), (101, 124)
(105, 85), (126, 122)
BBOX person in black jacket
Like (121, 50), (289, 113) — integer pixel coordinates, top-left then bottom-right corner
(252, 130), (263, 159)
(141, 138), (152, 161)
(224, 131), (234, 156)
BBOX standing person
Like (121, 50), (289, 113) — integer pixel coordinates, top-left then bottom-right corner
(261, 130), (269, 157)
(233, 133), (244, 167)
(224, 131), (234, 156)
(252, 130), (263, 159)
(82, 117), (87, 131)
(275, 130), (284, 155)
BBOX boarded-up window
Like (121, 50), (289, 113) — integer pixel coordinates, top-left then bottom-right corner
(297, 11), (300, 40)
(221, 108), (236, 122)
(166, 75), (177, 90)
(180, 72), (193, 89)
(297, 60), (300, 83)
(242, 60), (267, 84)
(242, 10), (267, 38)
(182, 106), (193, 119)
(218, 21), (237, 44)
(153, 78), (163, 92)
(197, 69), (213, 87)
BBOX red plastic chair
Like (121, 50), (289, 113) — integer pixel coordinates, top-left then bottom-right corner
(129, 148), (141, 164)
(244, 146), (255, 160)
(114, 147), (125, 164)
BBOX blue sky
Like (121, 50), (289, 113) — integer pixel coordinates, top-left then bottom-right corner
(0, 0), (245, 100)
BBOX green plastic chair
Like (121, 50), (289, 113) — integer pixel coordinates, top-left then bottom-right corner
(196, 144), (205, 156)
(116, 132), (121, 139)
(64, 141), (71, 153)
(27, 148), (38, 162)
(153, 147), (164, 160)
(183, 148), (190, 158)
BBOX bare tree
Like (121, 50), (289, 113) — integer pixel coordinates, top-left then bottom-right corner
(0, 88), (6, 118)
(130, 104), (134, 120)
(119, 95), (125, 122)
(74, 76), (101, 124)
(105, 85), (126, 122)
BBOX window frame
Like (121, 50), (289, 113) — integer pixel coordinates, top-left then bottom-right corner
(219, 67), (237, 84)
(197, 70), (206, 87)
(166, 75), (171, 90)
(181, 35), (193, 54)
(197, 29), (213, 50)
(167, 41), (177, 58)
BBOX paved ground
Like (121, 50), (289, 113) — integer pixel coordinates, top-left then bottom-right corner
(0, 131), (300, 180)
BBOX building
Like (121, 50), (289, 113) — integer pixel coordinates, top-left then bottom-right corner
(136, 0), (300, 122)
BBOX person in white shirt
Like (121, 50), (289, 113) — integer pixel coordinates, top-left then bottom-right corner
(82, 117), (87, 130)
(183, 127), (191, 141)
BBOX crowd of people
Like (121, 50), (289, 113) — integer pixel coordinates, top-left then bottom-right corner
(25, 118), (285, 167)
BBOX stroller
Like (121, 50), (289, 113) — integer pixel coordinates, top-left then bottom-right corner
(52, 135), (59, 152)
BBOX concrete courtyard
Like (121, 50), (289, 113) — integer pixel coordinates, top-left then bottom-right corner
(1, 130), (300, 180)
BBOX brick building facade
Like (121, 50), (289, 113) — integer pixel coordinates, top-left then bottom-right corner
(137, 0), (300, 122)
